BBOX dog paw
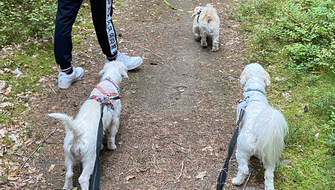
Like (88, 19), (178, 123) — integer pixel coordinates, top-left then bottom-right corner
(195, 35), (201, 42)
(201, 42), (208, 47)
(107, 143), (117, 150)
(232, 177), (244, 186)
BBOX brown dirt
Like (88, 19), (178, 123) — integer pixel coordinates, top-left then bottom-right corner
(9, 0), (265, 189)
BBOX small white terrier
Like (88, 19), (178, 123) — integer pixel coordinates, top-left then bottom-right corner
(232, 63), (288, 190)
(192, 4), (220, 51)
(48, 61), (128, 190)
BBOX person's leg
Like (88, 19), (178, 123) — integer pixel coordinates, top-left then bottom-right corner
(90, 0), (118, 59)
(90, 0), (143, 70)
(54, 0), (84, 88)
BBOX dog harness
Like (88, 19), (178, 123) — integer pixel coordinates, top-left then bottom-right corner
(89, 77), (120, 111)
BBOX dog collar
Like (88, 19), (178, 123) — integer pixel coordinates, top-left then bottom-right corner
(103, 77), (120, 94)
(245, 89), (265, 95)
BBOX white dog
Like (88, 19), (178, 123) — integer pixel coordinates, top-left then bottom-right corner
(48, 61), (128, 190)
(232, 63), (288, 190)
(192, 4), (220, 51)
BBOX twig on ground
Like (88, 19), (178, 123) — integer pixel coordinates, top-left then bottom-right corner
(132, 45), (164, 61)
(159, 180), (174, 189)
(176, 161), (184, 180)
(243, 171), (252, 190)
(12, 127), (58, 176)
(145, 38), (151, 46)
(48, 84), (56, 94)
(172, 141), (186, 148)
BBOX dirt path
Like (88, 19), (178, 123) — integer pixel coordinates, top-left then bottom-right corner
(18, 0), (264, 189)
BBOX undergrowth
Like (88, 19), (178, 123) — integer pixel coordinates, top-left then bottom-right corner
(234, 0), (335, 189)
(0, 1), (92, 127)
(0, 0), (57, 48)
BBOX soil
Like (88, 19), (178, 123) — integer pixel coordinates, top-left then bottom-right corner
(9, 0), (265, 189)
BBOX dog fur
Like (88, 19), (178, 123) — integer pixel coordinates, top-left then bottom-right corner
(232, 63), (288, 190)
(48, 61), (128, 190)
(192, 4), (220, 51)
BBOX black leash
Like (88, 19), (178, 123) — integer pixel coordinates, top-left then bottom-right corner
(216, 106), (246, 190)
(90, 103), (105, 190)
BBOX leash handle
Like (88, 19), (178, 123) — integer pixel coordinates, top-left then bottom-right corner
(216, 126), (239, 190)
(90, 103), (105, 190)
(216, 107), (245, 190)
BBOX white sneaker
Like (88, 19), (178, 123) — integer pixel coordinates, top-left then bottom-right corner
(58, 67), (84, 89)
(115, 51), (143, 70)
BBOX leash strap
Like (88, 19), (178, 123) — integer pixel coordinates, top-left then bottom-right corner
(90, 103), (105, 190)
(162, 0), (194, 13)
(216, 108), (245, 190)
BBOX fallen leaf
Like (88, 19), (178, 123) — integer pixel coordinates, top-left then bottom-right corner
(13, 68), (23, 77)
(136, 168), (147, 173)
(126, 175), (135, 181)
(196, 171), (207, 180)
(0, 102), (13, 108)
(4, 86), (11, 95)
(156, 170), (163, 174)
(48, 164), (55, 172)
(0, 80), (5, 91)
(8, 176), (18, 181)
(202, 145), (214, 152)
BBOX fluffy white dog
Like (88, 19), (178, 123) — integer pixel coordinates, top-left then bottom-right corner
(192, 4), (220, 51)
(48, 61), (128, 190)
(232, 63), (288, 190)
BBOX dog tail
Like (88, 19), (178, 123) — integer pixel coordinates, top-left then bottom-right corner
(48, 113), (80, 137)
(205, 4), (215, 23)
(253, 107), (288, 166)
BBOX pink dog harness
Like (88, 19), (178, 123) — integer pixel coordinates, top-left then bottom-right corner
(89, 77), (120, 111)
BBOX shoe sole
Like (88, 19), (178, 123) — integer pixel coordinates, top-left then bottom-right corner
(127, 59), (143, 70)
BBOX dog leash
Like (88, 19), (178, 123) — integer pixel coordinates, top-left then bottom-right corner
(162, 0), (194, 13)
(90, 82), (121, 189)
(216, 104), (246, 190)
(90, 103), (105, 190)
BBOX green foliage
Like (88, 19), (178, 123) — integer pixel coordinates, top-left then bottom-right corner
(2, 133), (13, 147)
(0, 0), (57, 48)
(235, 0), (335, 72)
(266, 68), (335, 189)
(235, 0), (335, 188)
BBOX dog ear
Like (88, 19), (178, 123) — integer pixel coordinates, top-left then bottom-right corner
(193, 7), (202, 17)
(239, 70), (248, 86)
(263, 71), (271, 86)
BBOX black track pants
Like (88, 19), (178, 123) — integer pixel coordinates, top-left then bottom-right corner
(54, 0), (118, 69)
